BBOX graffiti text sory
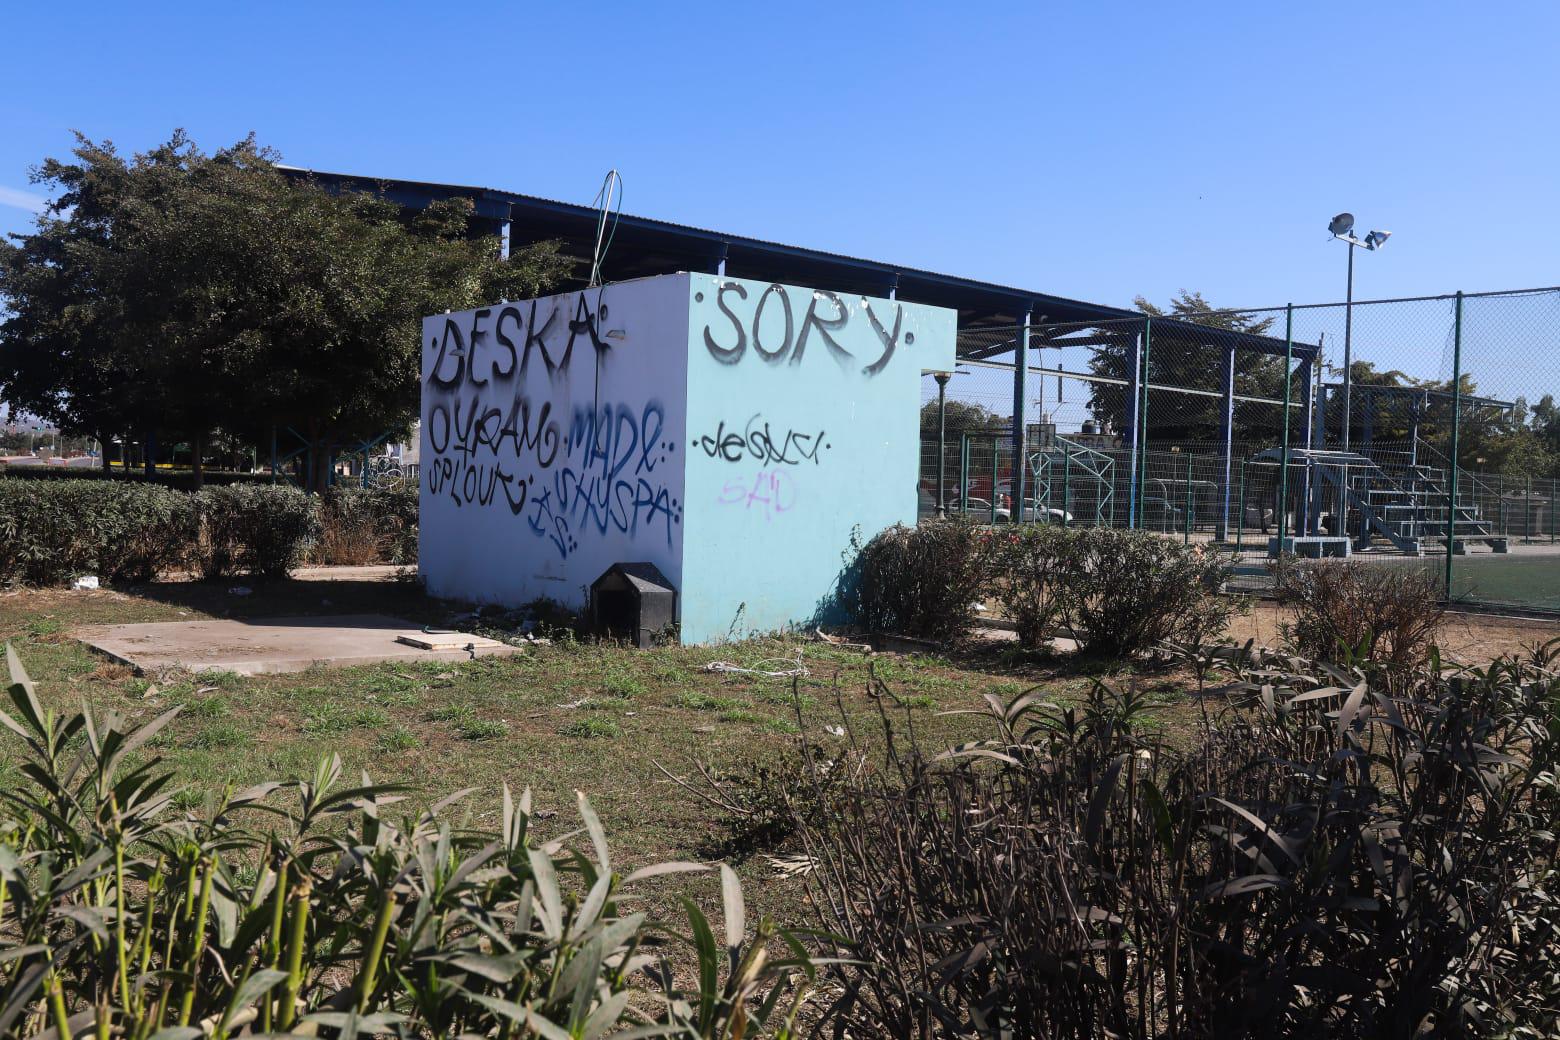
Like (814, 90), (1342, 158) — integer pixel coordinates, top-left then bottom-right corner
(698, 283), (913, 377)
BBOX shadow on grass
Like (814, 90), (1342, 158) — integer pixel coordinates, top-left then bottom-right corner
(121, 576), (459, 625)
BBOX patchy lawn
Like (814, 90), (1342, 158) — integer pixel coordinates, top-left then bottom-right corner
(0, 577), (1193, 922)
(8, 577), (1551, 924)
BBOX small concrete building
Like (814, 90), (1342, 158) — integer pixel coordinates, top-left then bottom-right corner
(419, 272), (955, 642)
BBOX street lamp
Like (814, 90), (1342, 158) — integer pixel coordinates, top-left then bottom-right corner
(1328, 213), (1392, 451)
(933, 371), (952, 516)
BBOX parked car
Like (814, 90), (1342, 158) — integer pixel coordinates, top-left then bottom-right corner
(1005, 497), (1074, 525)
(991, 481), (1074, 524)
(954, 496), (1005, 520)
(949, 496), (1073, 525)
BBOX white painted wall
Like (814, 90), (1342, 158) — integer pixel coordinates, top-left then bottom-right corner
(418, 276), (691, 611)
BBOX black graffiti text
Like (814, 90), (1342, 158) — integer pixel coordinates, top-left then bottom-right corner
(695, 414), (829, 466)
(699, 282), (911, 376)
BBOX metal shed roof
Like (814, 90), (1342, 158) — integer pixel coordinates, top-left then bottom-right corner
(278, 165), (1311, 358)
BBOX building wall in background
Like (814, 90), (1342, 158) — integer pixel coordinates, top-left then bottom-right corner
(418, 273), (955, 641)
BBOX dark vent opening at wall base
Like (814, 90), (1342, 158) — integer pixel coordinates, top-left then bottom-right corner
(590, 563), (677, 649)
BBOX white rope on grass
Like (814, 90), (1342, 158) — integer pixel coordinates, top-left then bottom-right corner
(701, 655), (809, 679)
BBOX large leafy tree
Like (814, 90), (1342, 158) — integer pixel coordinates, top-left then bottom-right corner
(0, 131), (571, 487)
(1085, 290), (1282, 445)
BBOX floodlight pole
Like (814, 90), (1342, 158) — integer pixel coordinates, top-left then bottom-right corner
(1342, 239), (1355, 450)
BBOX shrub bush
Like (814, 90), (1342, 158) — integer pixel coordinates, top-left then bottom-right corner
(1050, 526), (1234, 658)
(0, 465), (272, 489)
(313, 485), (419, 565)
(848, 518), (988, 643)
(0, 478), (196, 585)
(0, 649), (814, 1039)
(984, 524), (1071, 648)
(0, 477), (416, 585)
(790, 647), (1560, 1038)
(1274, 558), (1444, 671)
(198, 483), (320, 578)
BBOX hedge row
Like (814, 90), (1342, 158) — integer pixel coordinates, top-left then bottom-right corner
(0, 479), (417, 586)
(850, 520), (1236, 658)
(0, 465), (275, 489)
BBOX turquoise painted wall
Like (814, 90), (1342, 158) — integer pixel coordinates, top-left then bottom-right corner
(679, 274), (956, 642)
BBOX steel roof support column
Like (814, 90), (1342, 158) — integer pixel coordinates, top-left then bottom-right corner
(1013, 307), (1031, 522)
(1124, 332), (1143, 529)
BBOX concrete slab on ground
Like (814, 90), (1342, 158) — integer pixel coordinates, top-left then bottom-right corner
(74, 614), (518, 676)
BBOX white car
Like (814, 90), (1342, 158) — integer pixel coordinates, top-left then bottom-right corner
(953, 495), (1071, 525)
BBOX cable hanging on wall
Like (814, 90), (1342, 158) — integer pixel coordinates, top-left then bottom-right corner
(587, 169), (623, 288)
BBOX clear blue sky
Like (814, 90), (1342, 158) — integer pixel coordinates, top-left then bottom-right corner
(2, 1), (1556, 313)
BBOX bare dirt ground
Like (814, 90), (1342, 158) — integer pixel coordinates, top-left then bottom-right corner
(1226, 599), (1560, 665)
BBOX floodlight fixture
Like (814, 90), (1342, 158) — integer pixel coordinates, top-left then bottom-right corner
(1327, 212), (1396, 450)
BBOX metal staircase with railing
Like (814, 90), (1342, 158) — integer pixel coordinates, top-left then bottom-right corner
(1256, 446), (1506, 556)
(1346, 462), (1506, 555)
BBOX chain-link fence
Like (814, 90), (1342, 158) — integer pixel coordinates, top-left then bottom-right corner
(919, 286), (1560, 611)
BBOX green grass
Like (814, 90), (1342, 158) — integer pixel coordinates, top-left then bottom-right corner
(676, 691), (743, 711)
(600, 671), (647, 698)
(0, 579), (1140, 923)
(301, 702), (390, 733)
(456, 718), (509, 740)
(559, 716), (621, 739)
(424, 703), (475, 723)
(189, 721), (252, 750)
(375, 726), (419, 752)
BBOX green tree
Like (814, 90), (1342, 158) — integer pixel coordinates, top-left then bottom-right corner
(0, 131), (571, 488)
(920, 397), (1005, 435)
(1086, 290), (1282, 445)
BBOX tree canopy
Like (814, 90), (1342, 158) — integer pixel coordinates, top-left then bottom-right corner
(920, 397), (1005, 435)
(1085, 290), (1284, 445)
(0, 131), (571, 486)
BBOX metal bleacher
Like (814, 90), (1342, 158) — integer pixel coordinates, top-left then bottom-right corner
(1255, 447), (1507, 556)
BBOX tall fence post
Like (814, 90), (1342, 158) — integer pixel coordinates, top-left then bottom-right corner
(1235, 460), (1247, 555)
(959, 433), (970, 514)
(1444, 292), (1464, 602)
(1184, 452), (1193, 545)
(1013, 308), (1031, 523)
(1061, 444), (1072, 526)
(1525, 475), (1532, 543)
(1137, 316), (1152, 528)
(1218, 343), (1236, 541)
(1125, 330), (1143, 528)
(990, 436), (999, 525)
(1277, 305), (1293, 553)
